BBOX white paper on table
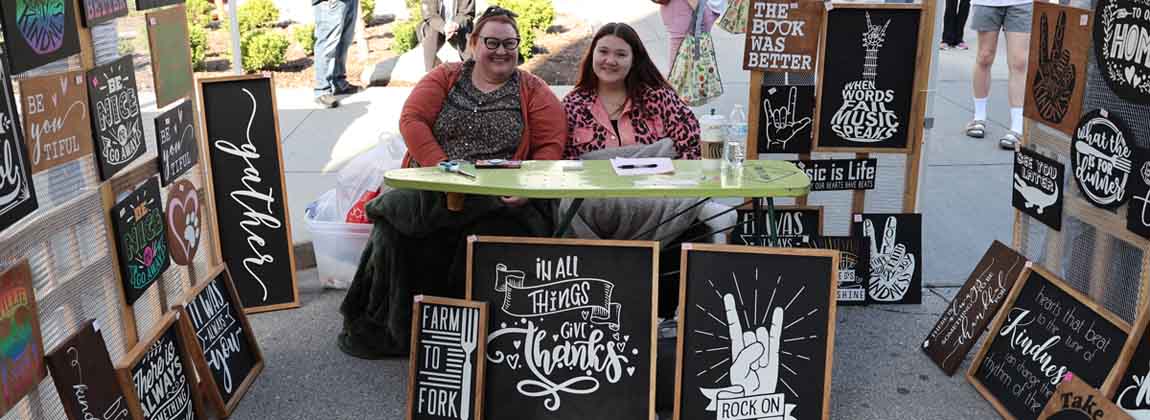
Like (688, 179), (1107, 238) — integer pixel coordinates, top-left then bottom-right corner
(610, 157), (674, 176)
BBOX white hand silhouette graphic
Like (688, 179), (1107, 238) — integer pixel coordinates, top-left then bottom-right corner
(724, 294), (781, 396)
(762, 87), (813, 149)
(865, 217), (916, 302)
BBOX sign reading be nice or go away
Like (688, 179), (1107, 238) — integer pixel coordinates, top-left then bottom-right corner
(743, 0), (824, 73)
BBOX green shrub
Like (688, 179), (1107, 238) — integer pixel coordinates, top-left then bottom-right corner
(293, 24), (316, 56)
(489, 0), (555, 59)
(391, 18), (419, 54)
(361, 0), (375, 26)
(189, 24), (208, 70)
(238, 0), (279, 32)
(186, 0), (214, 28)
(241, 30), (289, 72)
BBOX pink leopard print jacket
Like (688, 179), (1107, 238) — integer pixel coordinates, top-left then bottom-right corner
(561, 86), (701, 159)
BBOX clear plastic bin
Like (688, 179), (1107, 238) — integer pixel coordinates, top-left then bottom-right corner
(306, 211), (372, 289)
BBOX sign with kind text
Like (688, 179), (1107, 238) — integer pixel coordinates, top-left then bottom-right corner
(743, 0), (822, 73)
(46, 320), (132, 420)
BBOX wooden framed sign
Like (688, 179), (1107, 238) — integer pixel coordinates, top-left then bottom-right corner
(177, 267), (265, 416)
(155, 99), (198, 185)
(1094, 0), (1150, 104)
(922, 241), (1027, 376)
(1014, 146), (1065, 231)
(0, 260), (47, 416)
(198, 74), (299, 313)
(0, 0), (81, 74)
(18, 70), (94, 175)
(87, 55), (146, 180)
(852, 213), (921, 304)
(0, 55), (38, 235)
(742, 0), (823, 73)
(111, 176), (170, 305)
(788, 158), (877, 191)
(147, 5), (195, 109)
(674, 244), (838, 420)
(967, 265), (1131, 420)
(798, 236), (869, 305)
(729, 205), (822, 246)
(407, 296), (488, 420)
(166, 179), (202, 266)
(118, 311), (203, 420)
(80, 0), (128, 27)
(1040, 373), (1131, 419)
(755, 84), (815, 155)
(1127, 147), (1150, 240)
(45, 320), (133, 420)
(1111, 311), (1150, 414)
(814, 5), (923, 153)
(1072, 109), (1133, 210)
(466, 236), (658, 420)
(1023, 3), (1092, 136)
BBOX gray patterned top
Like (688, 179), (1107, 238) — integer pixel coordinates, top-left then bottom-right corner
(433, 61), (524, 161)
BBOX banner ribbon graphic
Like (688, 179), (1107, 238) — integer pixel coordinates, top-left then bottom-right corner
(494, 264), (622, 330)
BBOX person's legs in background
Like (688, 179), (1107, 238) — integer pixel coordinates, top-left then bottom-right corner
(421, 24), (446, 72)
(1000, 3), (1032, 149)
(661, 0), (691, 69)
(942, 0), (972, 48)
(313, 0), (348, 107)
(332, 0), (361, 95)
(954, 0), (971, 49)
(967, 5), (1003, 139)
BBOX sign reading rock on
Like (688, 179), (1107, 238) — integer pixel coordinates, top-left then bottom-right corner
(87, 55), (145, 180)
(1072, 109), (1133, 209)
(18, 71), (94, 175)
(743, 0), (822, 73)
(1094, 0), (1150, 104)
(1014, 147), (1065, 231)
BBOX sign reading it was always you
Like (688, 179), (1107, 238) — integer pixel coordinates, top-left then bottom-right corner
(1095, 0), (1150, 104)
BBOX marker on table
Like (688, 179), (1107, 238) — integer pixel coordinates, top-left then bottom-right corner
(617, 164), (659, 169)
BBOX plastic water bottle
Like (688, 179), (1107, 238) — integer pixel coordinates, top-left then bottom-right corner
(727, 104), (749, 150)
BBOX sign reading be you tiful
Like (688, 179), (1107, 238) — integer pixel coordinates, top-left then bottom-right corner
(743, 0), (822, 73)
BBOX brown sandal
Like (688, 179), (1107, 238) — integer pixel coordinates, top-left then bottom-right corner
(965, 120), (986, 138)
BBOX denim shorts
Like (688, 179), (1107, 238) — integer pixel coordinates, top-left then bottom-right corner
(970, 3), (1033, 33)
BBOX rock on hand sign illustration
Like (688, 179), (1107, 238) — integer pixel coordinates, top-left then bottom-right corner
(1033, 10), (1076, 124)
(864, 216), (915, 302)
(762, 86), (813, 150)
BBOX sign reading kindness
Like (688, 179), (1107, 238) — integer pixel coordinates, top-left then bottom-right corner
(743, 0), (823, 73)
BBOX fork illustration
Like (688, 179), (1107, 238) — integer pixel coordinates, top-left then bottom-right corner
(1076, 141), (1132, 173)
(460, 308), (477, 420)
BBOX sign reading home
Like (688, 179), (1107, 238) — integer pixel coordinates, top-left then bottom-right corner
(0, 56), (38, 234)
(1094, 0), (1150, 104)
(155, 99), (198, 185)
(45, 321), (132, 420)
(180, 269), (263, 414)
(124, 315), (198, 420)
(0, 261), (46, 416)
(852, 213), (922, 304)
(467, 236), (657, 419)
(742, 0), (822, 73)
(1072, 109), (1133, 209)
(1127, 147), (1150, 239)
(0, 0), (81, 74)
(676, 245), (838, 420)
(729, 205), (821, 246)
(1023, 3), (1092, 135)
(1040, 373), (1131, 419)
(1014, 146), (1066, 231)
(407, 296), (487, 420)
(816, 7), (921, 151)
(757, 85), (815, 154)
(969, 267), (1129, 420)
(200, 75), (298, 312)
(18, 71), (94, 175)
(788, 158), (877, 191)
(111, 177), (170, 305)
(87, 55), (145, 180)
(923, 241), (1026, 376)
(80, 0), (128, 26)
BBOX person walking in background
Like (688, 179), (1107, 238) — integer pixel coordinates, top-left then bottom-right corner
(941, 0), (971, 50)
(658, 0), (724, 69)
(966, 0), (1032, 149)
(420, 0), (476, 72)
(313, 0), (362, 108)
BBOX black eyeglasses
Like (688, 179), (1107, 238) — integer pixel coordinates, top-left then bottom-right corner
(481, 5), (518, 19)
(482, 37), (521, 51)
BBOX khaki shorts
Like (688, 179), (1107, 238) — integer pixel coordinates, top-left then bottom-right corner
(971, 3), (1033, 33)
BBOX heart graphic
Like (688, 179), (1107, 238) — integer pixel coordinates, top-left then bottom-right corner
(1127, 66), (1143, 86)
(506, 355), (520, 370)
(513, 340), (522, 350)
(626, 367), (635, 376)
(552, 334), (559, 342)
(615, 342), (626, 353)
(613, 333), (620, 341)
(165, 180), (201, 265)
(624, 335), (630, 342)
(582, 310), (590, 320)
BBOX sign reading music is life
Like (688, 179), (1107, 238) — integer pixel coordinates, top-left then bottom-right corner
(199, 75), (299, 313)
(467, 236), (658, 420)
(45, 320), (132, 420)
(968, 265), (1130, 420)
(88, 55), (146, 180)
(788, 158), (877, 191)
(118, 312), (201, 420)
(742, 0), (822, 73)
(407, 296), (488, 420)
(675, 245), (838, 420)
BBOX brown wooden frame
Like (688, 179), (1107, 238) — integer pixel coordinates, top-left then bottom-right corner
(464, 235), (661, 420)
(116, 311), (207, 420)
(145, 4), (196, 109)
(732, 204), (825, 238)
(194, 73), (300, 314)
(174, 266), (266, 418)
(672, 243), (840, 420)
(405, 295), (489, 420)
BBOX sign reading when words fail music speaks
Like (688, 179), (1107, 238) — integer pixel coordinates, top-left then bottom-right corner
(743, 0), (823, 73)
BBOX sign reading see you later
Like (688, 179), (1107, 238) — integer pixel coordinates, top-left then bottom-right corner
(743, 0), (823, 73)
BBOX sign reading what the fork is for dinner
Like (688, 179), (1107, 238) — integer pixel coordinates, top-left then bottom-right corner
(1072, 109), (1134, 210)
(1014, 146), (1065, 231)
(408, 296), (488, 420)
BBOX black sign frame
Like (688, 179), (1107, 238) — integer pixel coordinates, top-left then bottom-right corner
(1093, 0), (1150, 105)
(1014, 146), (1065, 231)
(155, 99), (199, 185)
(80, 0), (129, 27)
(1071, 109), (1134, 209)
(87, 55), (146, 180)
(117, 311), (204, 420)
(0, 54), (38, 234)
(729, 205), (823, 246)
(851, 213), (922, 304)
(406, 296), (489, 420)
(0, 0), (82, 74)
(1127, 147), (1150, 239)
(110, 176), (170, 305)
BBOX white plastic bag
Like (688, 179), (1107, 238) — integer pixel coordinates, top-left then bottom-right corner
(336, 135), (407, 222)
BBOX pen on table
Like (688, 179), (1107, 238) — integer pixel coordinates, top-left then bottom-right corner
(618, 164), (659, 169)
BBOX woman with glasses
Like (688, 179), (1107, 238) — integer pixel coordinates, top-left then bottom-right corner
(338, 6), (566, 359)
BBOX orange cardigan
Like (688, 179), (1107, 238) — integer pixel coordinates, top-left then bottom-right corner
(398, 63), (567, 167)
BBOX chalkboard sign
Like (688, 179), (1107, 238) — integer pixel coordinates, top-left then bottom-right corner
(87, 55), (146, 180)
(1094, 0), (1150, 104)
(0, 56), (38, 235)
(1112, 315), (1150, 415)
(729, 205), (822, 246)
(968, 266), (1130, 420)
(0, 260), (46, 416)
(757, 85), (815, 154)
(407, 296), (488, 420)
(1127, 148), (1150, 240)
(852, 213), (921, 304)
(136, 0), (184, 11)
(147, 5), (195, 109)
(111, 176), (170, 305)
(178, 267), (265, 416)
(923, 241), (1027, 376)
(815, 7), (921, 152)
(46, 320), (133, 420)
(467, 236), (658, 420)
(788, 158), (877, 191)
(0, 0), (81, 74)
(1014, 147), (1065, 231)
(119, 312), (202, 420)
(1072, 110), (1133, 209)
(155, 99), (198, 185)
(1023, 3), (1092, 136)
(1040, 373), (1132, 420)
(80, 0), (128, 27)
(742, 0), (822, 73)
(18, 71), (95, 175)
(166, 179), (201, 266)
(799, 236), (869, 305)
(199, 75), (299, 313)
(675, 245), (838, 420)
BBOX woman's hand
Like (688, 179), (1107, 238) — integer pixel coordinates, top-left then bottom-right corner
(445, 22), (460, 39)
(500, 196), (528, 207)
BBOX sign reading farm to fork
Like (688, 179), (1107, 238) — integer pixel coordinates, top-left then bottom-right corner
(407, 296), (488, 420)
(1014, 146), (1065, 231)
(1072, 109), (1133, 209)
(742, 0), (823, 73)
(1094, 0), (1150, 104)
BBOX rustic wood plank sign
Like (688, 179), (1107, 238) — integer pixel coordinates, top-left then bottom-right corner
(87, 55), (146, 180)
(815, 6), (922, 152)
(147, 5), (195, 109)
(852, 213), (921, 304)
(199, 75), (299, 313)
(118, 312), (202, 420)
(155, 99), (198, 185)
(1014, 147), (1065, 231)
(1040, 373), (1132, 420)
(923, 241), (1027, 376)
(79, 0), (128, 27)
(177, 267), (265, 416)
(756, 84), (815, 154)
(0, 260), (47, 416)
(1023, 3), (1092, 135)
(729, 205), (822, 246)
(1072, 109), (1133, 209)
(467, 236), (658, 420)
(407, 296), (488, 420)
(742, 0), (822, 73)
(166, 179), (201, 266)
(674, 245), (838, 420)
(787, 158), (877, 191)
(0, 0), (81, 74)
(968, 265), (1130, 420)
(18, 71), (94, 176)
(45, 320), (133, 420)
(1094, 0), (1150, 104)
(111, 176), (170, 305)
(0, 56), (38, 234)
(1127, 147), (1150, 239)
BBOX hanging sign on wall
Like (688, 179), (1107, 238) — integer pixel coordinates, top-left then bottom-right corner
(1094, 0), (1150, 104)
(1014, 146), (1065, 231)
(1072, 109), (1133, 209)
(1127, 147), (1150, 239)
(1024, 3), (1092, 135)
(18, 71), (94, 175)
(80, 0), (128, 27)
(742, 0), (823, 73)
(0, 56), (38, 234)
(166, 179), (201, 266)
(87, 55), (145, 180)
(111, 177), (170, 305)
(0, 260), (46, 416)
(147, 5), (195, 109)
(757, 85), (815, 154)
(155, 99), (198, 185)
(0, 0), (82, 74)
